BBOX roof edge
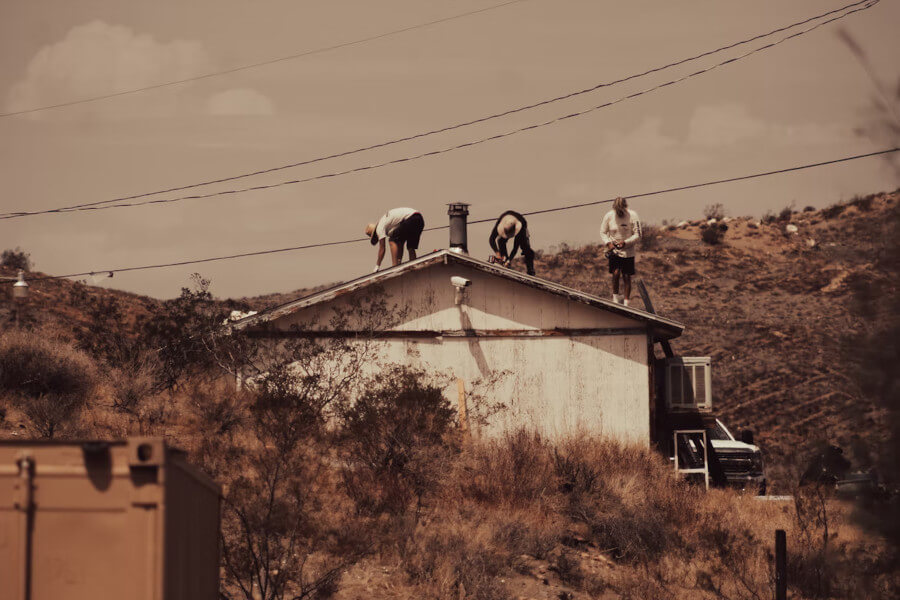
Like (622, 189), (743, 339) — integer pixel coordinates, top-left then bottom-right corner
(230, 249), (684, 339)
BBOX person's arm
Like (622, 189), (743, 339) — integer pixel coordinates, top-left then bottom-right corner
(622, 214), (642, 248)
(374, 238), (386, 271)
(489, 226), (500, 254)
(599, 213), (614, 249)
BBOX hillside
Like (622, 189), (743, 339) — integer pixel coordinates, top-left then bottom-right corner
(2, 191), (896, 481)
(530, 190), (899, 482)
(1, 190), (897, 599)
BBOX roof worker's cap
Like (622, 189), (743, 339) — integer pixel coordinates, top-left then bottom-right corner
(365, 223), (378, 245)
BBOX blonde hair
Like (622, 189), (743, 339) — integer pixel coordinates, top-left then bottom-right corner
(613, 197), (628, 216)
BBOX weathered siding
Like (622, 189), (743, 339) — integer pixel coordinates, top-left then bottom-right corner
(265, 261), (650, 443)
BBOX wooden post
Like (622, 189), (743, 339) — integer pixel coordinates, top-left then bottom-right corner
(775, 529), (787, 600)
(636, 279), (674, 358)
(457, 378), (469, 435)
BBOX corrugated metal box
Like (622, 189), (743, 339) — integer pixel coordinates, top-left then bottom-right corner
(0, 437), (220, 600)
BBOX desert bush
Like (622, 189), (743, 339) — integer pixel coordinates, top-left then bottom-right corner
(701, 224), (726, 245)
(761, 210), (777, 225)
(490, 516), (559, 560)
(821, 203), (846, 219)
(215, 362), (370, 600)
(402, 525), (509, 600)
(339, 366), (457, 515)
(804, 205), (816, 212)
(778, 206), (794, 221)
(456, 429), (557, 507)
(0, 247), (31, 271)
(704, 203), (725, 220)
(554, 439), (696, 563)
(640, 224), (661, 250)
(0, 331), (96, 438)
(850, 193), (875, 211)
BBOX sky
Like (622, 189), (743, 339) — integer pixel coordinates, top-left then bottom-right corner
(1, 0), (898, 299)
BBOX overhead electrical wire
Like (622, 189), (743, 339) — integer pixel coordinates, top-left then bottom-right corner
(20, 146), (899, 282)
(2, 0), (880, 221)
(0, 0), (878, 220)
(0, 0), (533, 119)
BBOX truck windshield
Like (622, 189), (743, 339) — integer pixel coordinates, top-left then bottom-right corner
(708, 421), (733, 441)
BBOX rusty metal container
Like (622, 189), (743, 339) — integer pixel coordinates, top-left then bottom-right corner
(0, 437), (220, 600)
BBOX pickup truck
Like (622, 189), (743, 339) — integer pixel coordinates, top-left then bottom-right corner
(707, 419), (767, 494)
(671, 418), (767, 494)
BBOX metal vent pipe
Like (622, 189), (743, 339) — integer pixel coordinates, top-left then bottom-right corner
(447, 203), (470, 254)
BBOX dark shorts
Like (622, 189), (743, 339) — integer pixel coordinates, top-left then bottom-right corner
(608, 254), (635, 275)
(389, 212), (425, 250)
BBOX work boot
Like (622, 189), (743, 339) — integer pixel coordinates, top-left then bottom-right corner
(613, 294), (622, 304)
(623, 298), (630, 307)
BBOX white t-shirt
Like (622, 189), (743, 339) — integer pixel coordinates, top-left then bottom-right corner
(599, 209), (642, 258)
(374, 207), (418, 241)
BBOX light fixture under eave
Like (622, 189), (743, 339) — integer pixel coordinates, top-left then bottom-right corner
(12, 269), (28, 301)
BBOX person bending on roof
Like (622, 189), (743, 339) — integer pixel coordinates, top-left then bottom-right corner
(365, 207), (425, 271)
(489, 210), (536, 276)
(599, 197), (642, 306)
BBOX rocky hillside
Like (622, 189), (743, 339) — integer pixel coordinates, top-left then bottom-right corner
(530, 190), (899, 481)
(2, 190), (896, 484)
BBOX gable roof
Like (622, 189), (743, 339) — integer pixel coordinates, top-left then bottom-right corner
(231, 250), (684, 340)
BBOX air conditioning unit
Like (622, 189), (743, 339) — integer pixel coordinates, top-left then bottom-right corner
(665, 356), (712, 412)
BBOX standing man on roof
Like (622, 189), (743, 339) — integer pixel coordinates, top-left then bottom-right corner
(599, 197), (642, 306)
(365, 207), (425, 272)
(489, 210), (536, 276)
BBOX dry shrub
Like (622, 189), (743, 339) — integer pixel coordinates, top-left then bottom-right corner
(701, 224), (727, 245)
(704, 203), (725, 220)
(339, 366), (457, 516)
(640, 224), (661, 250)
(821, 203), (846, 219)
(0, 247), (31, 271)
(402, 523), (509, 600)
(454, 429), (557, 507)
(0, 330), (96, 437)
(850, 194), (875, 211)
(490, 513), (560, 561)
(553, 437), (697, 563)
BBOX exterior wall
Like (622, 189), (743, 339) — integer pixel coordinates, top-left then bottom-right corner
(266, 262), (650, 443)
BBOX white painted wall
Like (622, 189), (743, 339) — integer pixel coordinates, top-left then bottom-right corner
(267, 262), (650, 443)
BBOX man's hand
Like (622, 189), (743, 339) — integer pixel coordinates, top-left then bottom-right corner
(606, 242), (615, 251)
(614, 241), (624, 249)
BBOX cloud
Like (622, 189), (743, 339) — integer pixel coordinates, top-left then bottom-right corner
(686, 104), (768, 146)
(5, 20), (210, 118)
(599, 116), (679, 159)
(207, 88), (275, 116)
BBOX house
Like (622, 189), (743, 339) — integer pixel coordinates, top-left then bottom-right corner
(231, 243), (684, 445)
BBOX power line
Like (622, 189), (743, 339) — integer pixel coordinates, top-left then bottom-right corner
(5, 0), (880, 221)
(0, 0), (877, 220)
(0, 0), (532, 119)
(22, 146), (899, 282)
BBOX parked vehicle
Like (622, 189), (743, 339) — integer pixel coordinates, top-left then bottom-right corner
(707, 419), (766, 494)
